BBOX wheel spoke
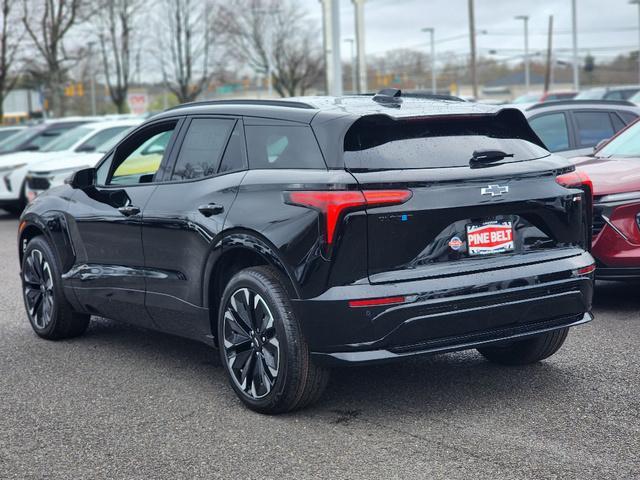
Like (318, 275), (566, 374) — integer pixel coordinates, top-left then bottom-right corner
(262, 342), (279, 376)
(230, 290), (254, 333)
(224, 309), (252, 340)
(254, 295), (272, 333)
(239, 351), (255, 391)
(24, 254), (40, 284)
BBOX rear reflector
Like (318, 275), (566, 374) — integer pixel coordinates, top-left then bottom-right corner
(348, 296), (406, 308)
(576, 264), (596, 276)
(285, 190), (412, 244)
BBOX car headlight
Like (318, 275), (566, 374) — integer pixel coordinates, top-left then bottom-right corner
(0, 163), (27, 174)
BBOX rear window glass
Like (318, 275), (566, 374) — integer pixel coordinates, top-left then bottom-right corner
(245, 125), (325, 169)
(344, 114), (549, 170)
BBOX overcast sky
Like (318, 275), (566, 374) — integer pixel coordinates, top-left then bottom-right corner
(299, 0), (640, 64)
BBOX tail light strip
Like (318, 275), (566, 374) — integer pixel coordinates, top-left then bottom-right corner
(285, 189), (412, 244)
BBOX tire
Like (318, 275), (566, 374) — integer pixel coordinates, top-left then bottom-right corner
(218, 266), (329, 414)
(21, 236), (90, 340)
(477, 328), (569, 366)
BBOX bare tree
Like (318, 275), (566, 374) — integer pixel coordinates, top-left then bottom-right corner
(0, 0), (22, 121)
(155, 0), (217, 104)
(21, 0), (86, 116)
(220, 0), (324, 97)
(95, 0), (143, 113)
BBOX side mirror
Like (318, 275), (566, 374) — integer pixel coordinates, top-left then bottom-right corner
(594, 138), (609, 153)
(67, 167), (96, 189)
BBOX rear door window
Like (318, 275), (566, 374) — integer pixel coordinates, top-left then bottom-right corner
(573, 111), (616, 148)
(245, 124), (325, 169)
(529, 113), (570, 152)
(171, 118), (235, 180)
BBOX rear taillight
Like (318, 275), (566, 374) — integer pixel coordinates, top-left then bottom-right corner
(556, 170), (594, 250)
(285, 190), (412, 244)
(556, 170), (593, 194)
(575, 264), (596, 276)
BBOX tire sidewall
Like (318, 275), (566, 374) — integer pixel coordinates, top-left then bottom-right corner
(217, 268), (299, 412)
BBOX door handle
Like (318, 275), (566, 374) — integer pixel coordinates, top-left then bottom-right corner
(198, 203), (224, 217)
(118, 205), (141, 216)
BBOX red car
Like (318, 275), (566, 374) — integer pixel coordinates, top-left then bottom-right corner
(572, 119), (640, 278)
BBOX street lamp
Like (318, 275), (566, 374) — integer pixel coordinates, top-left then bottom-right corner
(631, 0), (640, 84)
(421, 28), (436, 94)
(515, 15), (530, 91)
(571, 0), (579, 91)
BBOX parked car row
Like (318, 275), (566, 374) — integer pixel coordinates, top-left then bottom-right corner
(0, 117), (142, 213)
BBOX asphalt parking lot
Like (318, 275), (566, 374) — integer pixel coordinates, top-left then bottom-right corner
(0, 213), (638, 480)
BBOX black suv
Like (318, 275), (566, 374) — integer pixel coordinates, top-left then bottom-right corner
(18, 92), (595, 413)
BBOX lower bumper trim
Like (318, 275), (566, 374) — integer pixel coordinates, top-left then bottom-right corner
(596, 267), (640, 279)
(311, 312), (593, 366)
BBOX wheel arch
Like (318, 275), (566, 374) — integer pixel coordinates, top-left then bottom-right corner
(204, 229), (301, 338)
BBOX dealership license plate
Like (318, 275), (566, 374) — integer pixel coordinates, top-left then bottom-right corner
(466, 221), (514, 256)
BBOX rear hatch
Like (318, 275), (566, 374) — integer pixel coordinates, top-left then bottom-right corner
(344, 110), (590, 283)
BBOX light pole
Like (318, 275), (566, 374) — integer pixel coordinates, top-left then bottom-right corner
(422, 28), (436, 94)
(352, 0), (367, 93)
(345, 39), (356, 94)
(515, 15), (530, 91)
(571, 0), (580, 91)
(631, 0), (640, 84)
(468, 0), (478, 99)
(87, 41), (97, 116)
(255, 6), (281, 97)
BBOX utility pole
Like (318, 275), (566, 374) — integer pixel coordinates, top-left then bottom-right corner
(87, 41), (97, 116)
(422, 28), (436, 94)
(345, 39), (356, 93)
(468, 0), (478, 99)
(352, 0), (367, 93)
(515, 15), (530, 91)
(331, 0), (343, 96)
(544, 15), (554, 93)
(631, 0), (640, 84)
(571, 0), (580, 91)
(320, 0), (334, 95)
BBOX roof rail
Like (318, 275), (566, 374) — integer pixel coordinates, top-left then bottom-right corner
(527, 99), (636, 110)
(167, 98), (316, 111)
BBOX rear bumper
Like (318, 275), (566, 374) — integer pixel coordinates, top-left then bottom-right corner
(312, 313), (592, 366)
(595, 265), (640, 279)
(294, 250), (594, 366)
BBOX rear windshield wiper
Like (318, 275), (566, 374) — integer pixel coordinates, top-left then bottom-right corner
(470, 149), (514, 165)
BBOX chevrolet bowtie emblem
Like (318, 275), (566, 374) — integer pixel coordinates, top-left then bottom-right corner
(481, 185), (509, 197)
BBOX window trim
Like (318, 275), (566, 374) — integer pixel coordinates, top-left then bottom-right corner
(529, 111), (572, 153)
(94, 117), (184, 189)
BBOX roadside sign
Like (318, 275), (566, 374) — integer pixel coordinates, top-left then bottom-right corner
(127, 92), (148, 115)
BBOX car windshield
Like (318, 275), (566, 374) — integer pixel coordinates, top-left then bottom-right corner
(598, 121), (640, 158)
(629, 91), (640, 103)
(95, 127), (135, 153)
(0, 127), (38, 153)
(512, 93), (542, 104)
(575, 89), (605, 100)
(41, 126), (92, 152)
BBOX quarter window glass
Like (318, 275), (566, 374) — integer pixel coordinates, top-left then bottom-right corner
(611, 113), (625, 132)
(245, 125), (325, 169)
(574, 111), (615, 148)
(529, 113), (570, 152)
(110, 127), (175, 185)
(599, 121), (640, 157)
(619, 111), (638, 124)
(171, 118), (235, 181)
(218, 122), (247, 173)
